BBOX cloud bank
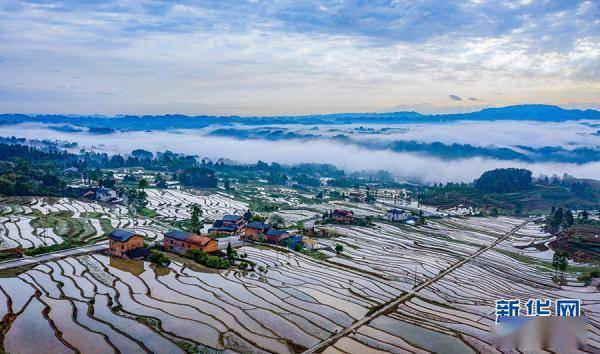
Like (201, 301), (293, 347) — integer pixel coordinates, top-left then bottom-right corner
(3, 123), (599, 184)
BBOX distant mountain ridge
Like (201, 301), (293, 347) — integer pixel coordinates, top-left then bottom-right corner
(1, 104), (598, 130)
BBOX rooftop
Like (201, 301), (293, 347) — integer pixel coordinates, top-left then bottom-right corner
(265, 229), (288, 236)
(246, 221), (270, 230)
(222, 214), (242, 222)
(209, 225), (238, 232)
(164, 230), (192, 241)
(107, 229), (137, 242)
(332, 209), (354, 217)
(187, 235), (215, 246)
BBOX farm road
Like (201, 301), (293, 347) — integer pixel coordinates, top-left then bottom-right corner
(0, 240), (108, 270)
(302, 217), (534, 354)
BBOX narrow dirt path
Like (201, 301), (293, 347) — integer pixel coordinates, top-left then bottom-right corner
(302, 217), (534, 354)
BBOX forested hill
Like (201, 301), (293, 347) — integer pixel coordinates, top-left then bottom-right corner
(1, 105), (598, 131)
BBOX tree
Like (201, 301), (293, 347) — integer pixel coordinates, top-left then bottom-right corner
(514, 202), (523, 216)
(177, 167), (218, 188)
(579, 210), (589, 222)
(564, 210), (574, 227)
(138, 178), (149, 190)
(125, 189), (147, 206)
(490, 208), (499, 217)
(154, 174), (167, 188)
(149, 250), (170, 266)
(552, 207), (564, 228)
(335, 244), (344, 254)
(268, 214), (285, 229)
(474, 168), (532, 193)
(552, 250), (568, 279)
(224, 179), (231, 190)
(188, 204), (202, 233)
(226, 242), (236, 262)
(365, 190), (376, 204)
(243, 209), (253, 221)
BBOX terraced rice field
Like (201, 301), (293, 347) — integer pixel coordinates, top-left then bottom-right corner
(145, 189), (248, 221)
(271, 209), (320, 225)
(309, 217), (600, 353)
(0, 197), (167, 248)
(0, 249), (405, 353)
(0, 193), (597, 353)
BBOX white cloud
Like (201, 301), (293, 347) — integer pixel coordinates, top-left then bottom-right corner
(0, 0), (597, 115)
(3, 123), (599, 184)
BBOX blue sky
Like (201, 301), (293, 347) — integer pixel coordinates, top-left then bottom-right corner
(0, 0), (598, 115)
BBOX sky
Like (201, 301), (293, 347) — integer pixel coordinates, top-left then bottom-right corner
(0, 0), (598, 116)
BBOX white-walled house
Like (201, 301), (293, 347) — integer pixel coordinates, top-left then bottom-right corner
(96, 187), (119, 203)
(387, 208), (410, 222)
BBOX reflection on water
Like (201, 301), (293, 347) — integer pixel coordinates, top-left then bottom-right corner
(370, 316), (474, 354)
(150, 263), (172, 277)
(4, 297), (73, 354)
(109, 257), (145, 276)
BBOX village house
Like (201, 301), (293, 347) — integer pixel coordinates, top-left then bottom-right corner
(243, 221), (270, 241)
(186, 234), (219, 253)
(264, 229), (291, 243)
(332, 209), (354, 224)
(387, 208), (411, 222)
(96, 187), (120, 203)
(107, 229), (147, 259)
(348, 192), (366, 203)
(208, 214), (245, 236)
(208, 221), (238, 236)
(163, 230), (218, 254)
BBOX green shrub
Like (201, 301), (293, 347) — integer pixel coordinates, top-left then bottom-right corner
(188, 249), (229, 269)
(25, 241), (73, 256)
(148, 249), (170, 266)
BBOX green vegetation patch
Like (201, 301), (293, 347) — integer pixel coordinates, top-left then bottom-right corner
(25, 241), (74, 256)
(136, 206), (158, 218)
(299, 248), (330, 261)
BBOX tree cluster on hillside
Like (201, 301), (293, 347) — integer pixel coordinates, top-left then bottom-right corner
(545, 206), (598, 234)
(474, 168), (532, 193)
(176, 167), (218, 188)
(0, 144), (70, 196)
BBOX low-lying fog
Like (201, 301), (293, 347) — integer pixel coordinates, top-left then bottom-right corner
(4, 122), (599, 184)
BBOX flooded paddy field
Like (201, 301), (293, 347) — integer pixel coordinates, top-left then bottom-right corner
(314, 218), (600, 353)
(145, 189), (247, 222)
(0, 249), (404, 353)
(0, 196), (168, 248)
(0, 189), (597, 353)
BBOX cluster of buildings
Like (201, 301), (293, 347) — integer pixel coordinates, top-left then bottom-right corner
(107, 228), (219, 260)
(107, 206), (421, 261)
(82, 187), (122, 203)
(107, 213), (303, 260)
(241, 222), (301, 246)
(329, 207), (417, 225)
(332, 209), (354, 224)
(163, 230), (219, 254)
(208, 215), (245, 236)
